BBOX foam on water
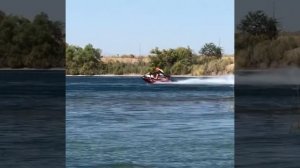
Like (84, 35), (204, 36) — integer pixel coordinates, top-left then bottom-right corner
(237, 67), (300, 85)
(156, 75), (234, 85)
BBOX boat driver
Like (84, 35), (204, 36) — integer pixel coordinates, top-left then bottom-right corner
(154, 67), (164, 79)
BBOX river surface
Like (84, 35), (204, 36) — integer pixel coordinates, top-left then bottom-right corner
(66, 76), (234, 168)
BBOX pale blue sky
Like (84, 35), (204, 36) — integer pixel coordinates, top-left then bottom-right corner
(67, 0), (234, 55)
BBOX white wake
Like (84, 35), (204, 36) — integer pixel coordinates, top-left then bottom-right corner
(236, 68), (300, 85)
(156, 75), (234, 85)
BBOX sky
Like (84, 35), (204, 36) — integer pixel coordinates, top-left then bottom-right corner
(1, 0), (298, 56)
(0, 0), (65, 21)
(66, 0), (234, 55)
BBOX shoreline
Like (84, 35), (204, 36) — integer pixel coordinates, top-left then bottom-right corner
(0, 68), (65, 70)
(66, 74), (234, 77)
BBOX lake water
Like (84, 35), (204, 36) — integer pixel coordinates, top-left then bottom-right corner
(0, 70), (65, 167)
(66, 76), (234, 168)
(235, 70), (300, 167)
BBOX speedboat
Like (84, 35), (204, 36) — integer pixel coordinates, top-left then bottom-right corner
(142, 73), (171, 84)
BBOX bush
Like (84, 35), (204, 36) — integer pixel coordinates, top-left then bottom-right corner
(236, 34), (300, 68)
(66, 44), (104, 75)
(0, 11), (64, 68)
(199, 43), (222, 58)
(237, 10), (279, 39)
(149, 47), (193, 70)
(67, 45), (234, 76)
(191, 56), (234, 75)
(171, 61), (191, 75)
(284, 47), (300, 66)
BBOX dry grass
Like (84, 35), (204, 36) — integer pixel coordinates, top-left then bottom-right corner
(191, 56), (234, 75)
(102, 55), (235, 75)
(235, 33), (300, 69)
(102, 56), (150, 64)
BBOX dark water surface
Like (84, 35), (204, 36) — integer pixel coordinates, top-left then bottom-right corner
(0, 70), (65, 167)
(235, 84), (300, 168)
(67, 76), (234, 168)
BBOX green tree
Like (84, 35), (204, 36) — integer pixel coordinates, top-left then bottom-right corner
(0, 11), (65, 68)
(28, 12), (65, 67)
(66, 44), (104, 75)
(237, 10), (279, 39)
(149, 47), (193, 74)
(199, 43), (222, 58)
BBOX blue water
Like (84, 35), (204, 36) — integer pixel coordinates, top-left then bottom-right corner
(66, 76), (234, 168)
(0, 70), (65, 167)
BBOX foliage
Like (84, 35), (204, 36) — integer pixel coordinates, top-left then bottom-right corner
(199, 43), (222, 58)
(66, 44), (104, 75)
(237, 10), (279, 39)
(149, 47), (194, 75)
(0, 11), (64, 68)
(66, 44), (234, 76)
(191, 56), (234, 75)
(104, 60), (148, 75)
(236, 10), (300, 69)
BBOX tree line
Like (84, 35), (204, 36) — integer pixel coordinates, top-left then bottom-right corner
(66, 43), (232, 75)
(0, 10), (232, 74)
(236, 10), (300, 68)
(0, 11), (65, 68)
